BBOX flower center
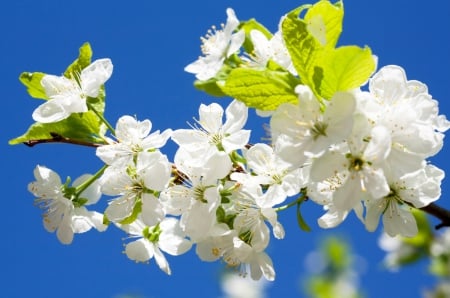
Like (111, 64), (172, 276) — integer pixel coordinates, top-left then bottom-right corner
(311, 121), (328, 140)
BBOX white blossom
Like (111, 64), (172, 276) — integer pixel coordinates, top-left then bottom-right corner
(271, 85), (356, 166)
(171, 100), (250, 157)
(96, 115), (171, 168)
(358, 65), (450, 175)
(28, 166), (106, 244)
(100, 151), (171, 226)
(365, 164), (444, 237)
(33, 59), (113, 123)
(185, 8), (245, 81)
(119, 217), (192, 275)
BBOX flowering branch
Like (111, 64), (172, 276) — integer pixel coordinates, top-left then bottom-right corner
(11, 0), (450, 283)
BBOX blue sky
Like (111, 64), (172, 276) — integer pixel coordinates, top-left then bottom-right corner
(2, 1), (450, 297)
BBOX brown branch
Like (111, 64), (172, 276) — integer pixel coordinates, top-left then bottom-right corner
(23, 132), (103, 148)
(420, 203), (450, 229)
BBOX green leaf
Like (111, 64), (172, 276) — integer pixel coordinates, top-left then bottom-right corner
(9, 111), (104, 145)
(219, 67), (300, 111)
(296, 200), (311, 232)
(64, 42), (93, 78)
(304, 0), (344, 48)
(282, 7), (322, 89)
(315, 46), (375, 99)
(19, 72), (47, 99)
(238, 18), (272, 54)
(194, 79), (227, 97)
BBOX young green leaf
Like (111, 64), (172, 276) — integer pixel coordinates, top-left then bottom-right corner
(219, 67), (300, 111)
(315, 46), (375, 99)
(19, 72), (47, 99)
(304, 0), (344, 48)
(64, 42), (93, 78)
(282, 7), (322, 86)
(9, 111), (105, 145)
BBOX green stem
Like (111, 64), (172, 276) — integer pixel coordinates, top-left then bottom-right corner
(74, 164), (108, 196)
(275, 193), (306, 212)
(87, 102), (116, 136)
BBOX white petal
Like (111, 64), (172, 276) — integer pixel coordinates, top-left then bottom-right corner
(105, 195), (135, 222)
(125, 239), (154, 262)
(141, 194), (165, 227)
(310, 150), (347, 182)
(73, 174), (102, 205)
(115, 115), (151, 143)
(222, 100), (248, 133)
(364, 200), (385, 232)
(138, 151), (171, 191)
(318, 207), (349, 229)
(80, 58), (113, 98)
(32, 97), (72, 123)
(56, 217), (74, 245)
(198, 103), (224, 133)
(383, 206), (418, 237)
(250, 252), (275, 281)
(227, 30), (245, 57)
(153, 246), (171, 275)
(364, 126), (391, 163)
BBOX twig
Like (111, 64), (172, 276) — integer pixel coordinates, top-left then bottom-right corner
(23, 132), (103, 148)
(420, 203), (450, 229)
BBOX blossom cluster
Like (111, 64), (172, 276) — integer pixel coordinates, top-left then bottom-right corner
(25, 5), (449, 281)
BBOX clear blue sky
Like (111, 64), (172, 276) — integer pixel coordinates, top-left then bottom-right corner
(2, 1), (450, 297)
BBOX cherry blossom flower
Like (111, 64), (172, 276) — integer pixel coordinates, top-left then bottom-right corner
(28, 166), (106, 244)
(33, 59), (113, 123)
(160, 148), (232, 241)
(365, 164), (444, 237)
(100, 151), (171, 226)
(358, 65), (450, 175)
(96, 115), (172, 168)
(310, 116), (391, 220)
(271, 85), (356, 166)
(185, 8), (245, 81)
(119, 217), (192, 275)
(171, 100), (250, 157)
(231, 143), (304, 206)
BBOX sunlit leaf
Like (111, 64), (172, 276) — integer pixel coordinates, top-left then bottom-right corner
(219, 67), (299, 111)
(19, 72), (47, 100)
(9, 111), (104, 145)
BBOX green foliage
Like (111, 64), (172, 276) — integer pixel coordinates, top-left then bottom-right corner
(64, 42), (93, 78)
(19, 72), (47, 99)
(282, 0), (375, 100)
(219, 67), (300, 111)
(314, 46), (375, 99)
(9, 111), (105, 145)
(304, 0), (343, 48)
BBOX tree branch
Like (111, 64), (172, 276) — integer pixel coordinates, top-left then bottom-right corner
(23, 132), (103, 148)
(420, 203), (450, 229)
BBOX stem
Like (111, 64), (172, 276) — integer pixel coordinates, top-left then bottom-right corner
(87, 102), (116, 135)
(420, 203), (450, 229)
(74, 164), (108, 196)
(276, 193), (307, 212)
(24, 132), (105, 147)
